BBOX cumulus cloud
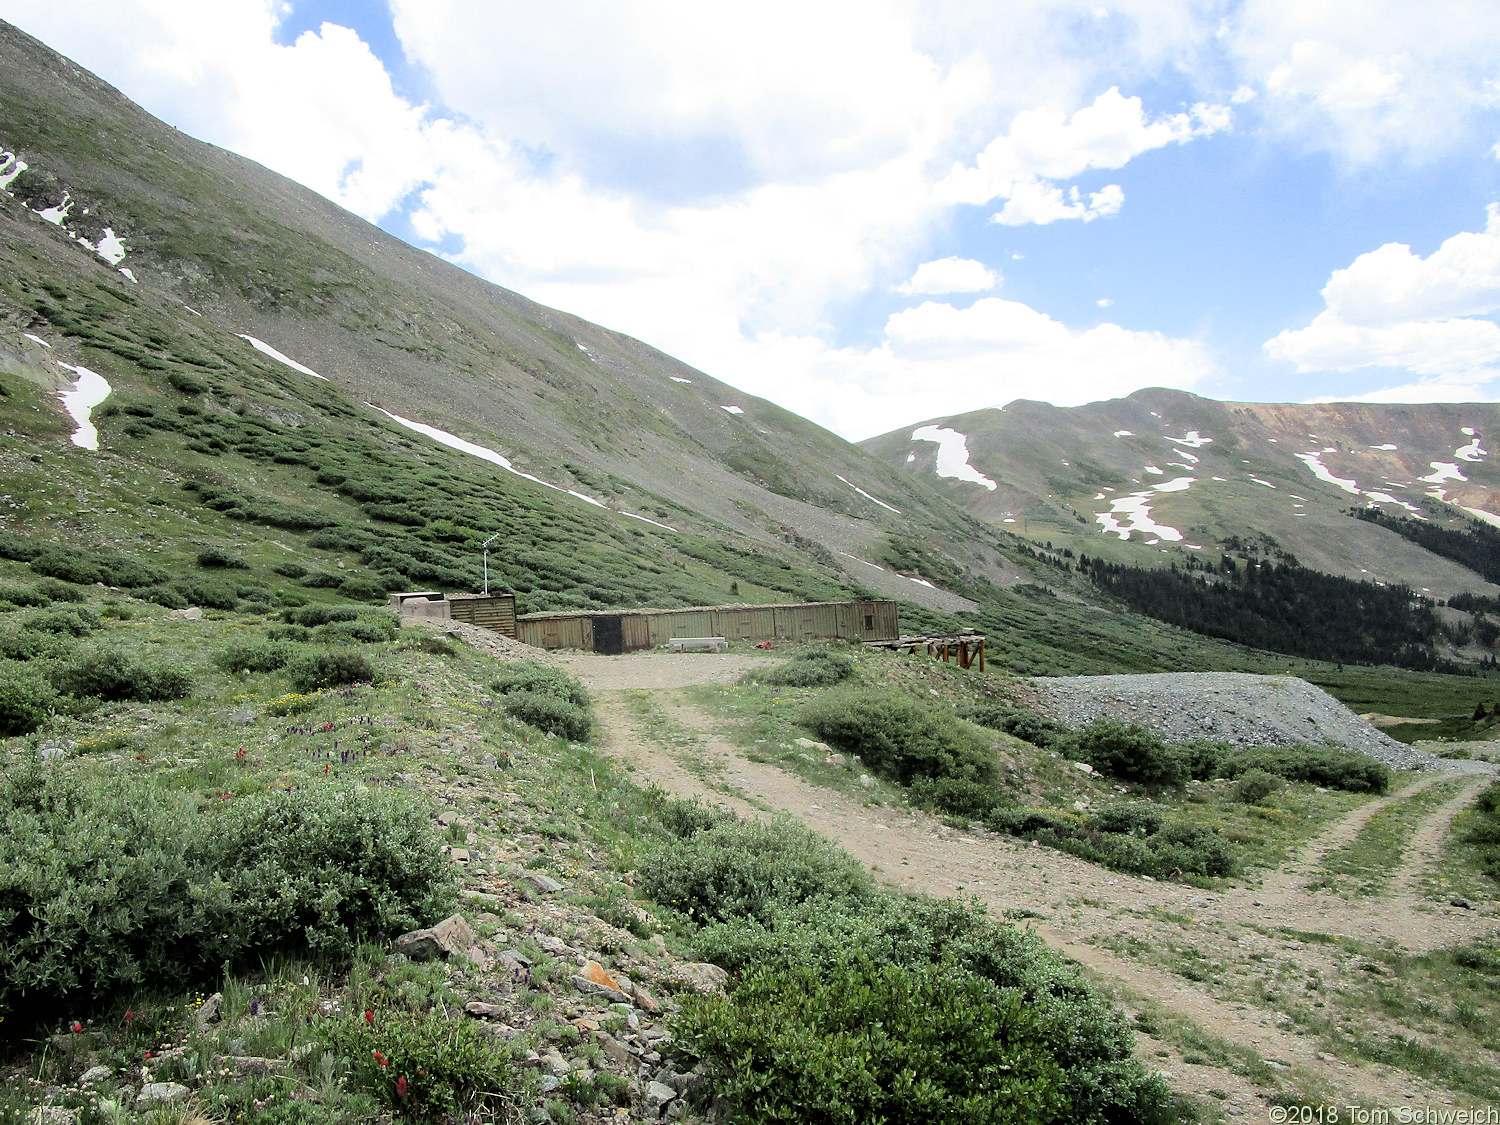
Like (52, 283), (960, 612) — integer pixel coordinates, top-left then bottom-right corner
(895, 257), (1000, 295)
(1226, 0), (1500, 163)
(719, 298), (1216, 438)
(1266, 205), (1500, 395)
(938, 87), (1231, 224)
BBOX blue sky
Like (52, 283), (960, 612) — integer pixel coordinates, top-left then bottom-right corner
(4, 1), (1500, 438)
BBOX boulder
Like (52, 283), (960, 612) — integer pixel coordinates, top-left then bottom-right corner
(77, 1066), (113, 1087)
(135, 1083), (189, 1109)
(674, 962), (729, 993)
(395, 914), (490, 969)
(510, 869), (564, 894)
(646, 1080), (678, 1112)
(573, 960), (632, 1004)
(197, 991), (223, 1027)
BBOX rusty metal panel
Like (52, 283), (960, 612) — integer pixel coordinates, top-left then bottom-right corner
(717, 607), (776, 641)
(449, 594), (517, 637)
(517, 614), (592, 650)
(622, 614), (652, 652)
(664, 610), (715, 639)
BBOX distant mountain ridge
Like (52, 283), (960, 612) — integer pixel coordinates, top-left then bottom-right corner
(865, 389), (1500, 602)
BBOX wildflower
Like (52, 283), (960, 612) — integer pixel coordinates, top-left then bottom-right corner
(364, 1009), (374, 1025)
(70, 1020), (82, 1033)
(124, 1010), (134, 1024)
(396, 1076), (409, 1099)
(249, 998), (260, 1017)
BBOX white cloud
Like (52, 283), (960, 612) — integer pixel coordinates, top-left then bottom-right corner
(1226, 0), (1500, 163)
(895, 257), (1000, 295)
(720, 297), (1217, 438)
(993, 180), (1124, 226)
(937, 86), (1231, 224)
(1266, 205), (1500, 396)
(1097, 297), (1114, 306)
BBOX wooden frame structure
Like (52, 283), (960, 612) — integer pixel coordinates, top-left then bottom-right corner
(865, 632), (986, 672)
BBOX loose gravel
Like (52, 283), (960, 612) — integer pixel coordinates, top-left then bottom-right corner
(1025, 672), (1498, 773)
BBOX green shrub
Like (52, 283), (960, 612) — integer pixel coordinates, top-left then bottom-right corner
(907, 775), (1010, 819)
(97, 554), (170, 588)
(285, 649), (379, 691)
(0, 665), (58, 735)
(1089, 803), (1163, 837)
(652, 793), (735, 838)
(639, 817), (871, 926)
(0, 629), (75, 662)
(1071, 720), (1188, 786)
(196, 546), (249, 569)
(491, 661), (590, 708)
(0, 531), (44, 562)
(799, 688), (997, 785)
(327, 1004), (517, 1122)
(751, 647), (856, 687)
(28, 548), (103, 586)
(1220, 745), (1391, 794)
(1230, 769), (1283, 804)
(677, 958), (1065, 1124)
(287, 603), (362, 627)
(1460, 781), (1500, 881)
(52, 649), (193, 702)
(271, 561), (308, 579)
(0, 772), (454, 1024)
(303, 571), (346, 588)
(171, 577), (239, 611)
(313, 614), (399, 645)
(339, 576), (387, 602)
(22, 606), (100, 636)
(0, 584), (50, 608)
(33, 578), (84, 603)
(502, 690), (592, 741)
(962, 703), (1069, 748)
(213, 640), (296, 674)
(142, 585), (189, 610)
(689, 893), (1172, 1122)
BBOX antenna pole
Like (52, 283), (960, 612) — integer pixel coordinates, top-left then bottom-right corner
(481, 531), (503, 596)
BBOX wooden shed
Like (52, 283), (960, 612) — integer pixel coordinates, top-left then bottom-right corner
(448, 593), (518, 636)
(516, 599), (898, 654)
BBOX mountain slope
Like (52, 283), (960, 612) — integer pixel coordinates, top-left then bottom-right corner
(865, 388), (1500, 602)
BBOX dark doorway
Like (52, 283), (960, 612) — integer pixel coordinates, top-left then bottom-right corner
(593, 615), (623, 655)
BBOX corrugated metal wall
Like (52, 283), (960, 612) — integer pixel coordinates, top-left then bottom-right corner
(449, 594), (517, 637)
(515, 600), (899, 651)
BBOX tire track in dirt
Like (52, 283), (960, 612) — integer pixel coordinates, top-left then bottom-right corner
(1390, 775), (1495, 901)
(588, 687), (1473, 1112)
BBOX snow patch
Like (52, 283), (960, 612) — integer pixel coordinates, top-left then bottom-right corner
(621, 511), (678, 531)
(1096, 477), (1194, 541)
(54, 362), (111, 450)
(238, 335), (328, 380)
(1113, 430), (1133, 437)
(908, 576), (937, 589)
(1295, 451), (1360, 495)
(1168, 430), (1212, 448)
(1249, 477), (1277, 489)
(118, 268), (137, 284)
(1463, 427), (1476, 436)
(835, 474), (901, 513)
(911, 425), (998, 490)
(35, 193), (71, 225)
(905, 452), (916, 463)
(94, 228), (126, 266)
(670, 376), (692, 383)
(1143, 465), (1164, 475)
(720, 405), (744, 415)
(1456, 435), (1487, 462)
(840, 552), (886, 572)
(22, 333), (50, 348)
(1419, 461), (1467, 500)
(1463, 507), (1500, 529)
(1371, 443), (1398, 450)
(0, 153), (25, 189)
(1364, 492), (1423, 514)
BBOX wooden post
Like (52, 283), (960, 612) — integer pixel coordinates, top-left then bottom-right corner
(977, 639), (985, 673)
(958, 641), (970, 669)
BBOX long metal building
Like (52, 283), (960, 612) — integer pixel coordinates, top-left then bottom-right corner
(515, 599), (899, 654)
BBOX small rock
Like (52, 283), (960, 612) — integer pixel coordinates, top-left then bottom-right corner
(858, 774), (875, 789)
(541, 1051), (570, 1076)
(1450, 895), (1472, 909)
(78, 1066), (113, 1086)
(395, 914), (489, 969)
(538, 1074), (562, 1093)
(534, 933), (569, 955)
(464, 1001), (507, 1019)
(28, 1109), (79, 1125)
(597, 1033), (636, 1069)
(1074, 761), (1095, 775)
(632, 983), (661, 1012)
(674, 962), (729, 993)
(573, 961), (632, 1004)
(197, 992), (223, 1026)
(460, 889), (501, 908)
(646, 1080), (678, 1112)
(226, 709), (256, 726)
(437, 809), (459, 826)
(825, 753), (846, 766)
(177, 607), (203, 621)
(229, 1056), (284, 1077)
(136, 1083), (189, 1109)
(511, 869), (564, 894)
(446, 846), (470, 863)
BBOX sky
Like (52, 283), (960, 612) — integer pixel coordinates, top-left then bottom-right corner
(4, 1), (1500, 440)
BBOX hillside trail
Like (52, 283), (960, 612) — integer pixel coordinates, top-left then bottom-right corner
(565, 653), (1498, 1111)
